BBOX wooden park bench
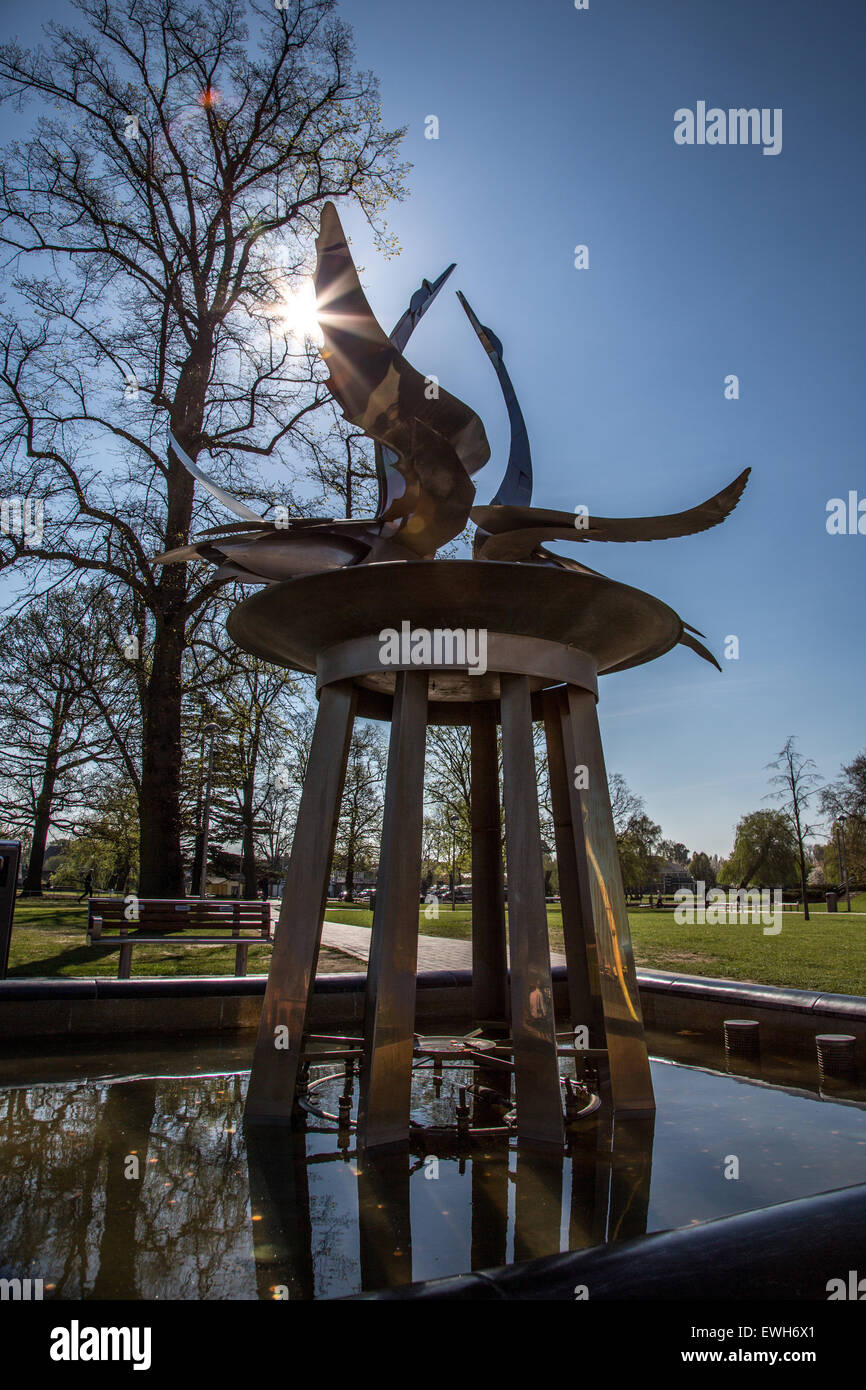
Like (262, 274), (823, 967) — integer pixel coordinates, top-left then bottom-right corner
(86, 897), (274, 979)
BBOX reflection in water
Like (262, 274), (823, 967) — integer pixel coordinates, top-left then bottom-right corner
(2, 1053), (866, 1299)
(0, 1075), (254, 1299)
(357, 1152), (413, 1291)
(246, 1124), (313, 1300)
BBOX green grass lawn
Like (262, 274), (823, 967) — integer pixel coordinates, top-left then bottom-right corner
(623, 899), (866, 994)
(325, 896), (866, 997)
(7, 894), (866, 996)
(3, 898), (360, 979)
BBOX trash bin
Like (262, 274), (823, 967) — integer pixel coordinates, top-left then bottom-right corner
(826, 891), (838, 913)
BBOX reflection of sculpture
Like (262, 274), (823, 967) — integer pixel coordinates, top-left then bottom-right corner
(158, 203), (750, 1154)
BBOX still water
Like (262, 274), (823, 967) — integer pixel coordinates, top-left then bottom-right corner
(2, 1035), (865, 1299)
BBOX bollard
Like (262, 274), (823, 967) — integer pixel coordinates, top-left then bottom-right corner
(724, 1019), (761, 1058)
(816, 1034), (857, 1081)
(0, 842), (21, 980)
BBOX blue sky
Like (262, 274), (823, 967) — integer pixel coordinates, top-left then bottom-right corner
(2, 0), (864, 855)
(334, 0), (866, 855)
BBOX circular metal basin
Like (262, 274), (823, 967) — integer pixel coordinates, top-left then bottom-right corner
(227, 560), (682, 717)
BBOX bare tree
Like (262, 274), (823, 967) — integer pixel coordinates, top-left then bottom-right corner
(255, 752), (301, 881)
(206, 648), (301, 896)
(0, 586), (123, 893)
(52, 774), (140, 894)
(243, 699), (315, 880)
(424, 723), (475, 896)
(0, 0), (407, 893)
(426, 725), (472, 831)
(820, 751), (866, 891)
(766, 735), (819, 920)
(608, 772), (644, 838)
(334, 721), (386, 901)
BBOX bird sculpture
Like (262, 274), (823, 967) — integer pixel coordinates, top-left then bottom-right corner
(158, 202), (749, 669)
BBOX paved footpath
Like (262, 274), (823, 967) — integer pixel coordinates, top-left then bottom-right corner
(318, 917), (566, 972)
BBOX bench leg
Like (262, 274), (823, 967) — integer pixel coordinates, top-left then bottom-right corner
(118, 943), (133, 979)
(235, 943), (249, 978)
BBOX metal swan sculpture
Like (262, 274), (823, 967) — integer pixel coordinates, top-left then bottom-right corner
(157, 202), (749, 669)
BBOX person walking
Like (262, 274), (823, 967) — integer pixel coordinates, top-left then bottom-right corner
(77, 869), (94, 904)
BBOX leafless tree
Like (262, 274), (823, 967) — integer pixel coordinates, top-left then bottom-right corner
(766, 735), (820, 920)
(334, 721), (386, 901)
(607, 772), (644, 838)
(0, 0), (407, 892)
(203, 643), (301, 896)
(0, 585), (127, 893)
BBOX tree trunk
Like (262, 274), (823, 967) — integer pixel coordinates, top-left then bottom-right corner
(189, 732), (206, 898)
(113, 853), (132, 896)
(791, 797), (810, 922)
(798, 849), (810, 921)
(137, 340), (211, 898)
(190, 830), (204, 899)
(21, 711), (63, 896)
(91, 1081), (157, 1300)
(344, 837), (355, 903)
(138, 606), (188, 896)
(242, 776), (258, 899)
(21, 791), (55, 896)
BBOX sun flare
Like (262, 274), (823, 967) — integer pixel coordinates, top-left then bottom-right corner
(275, 279), (323, 345)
